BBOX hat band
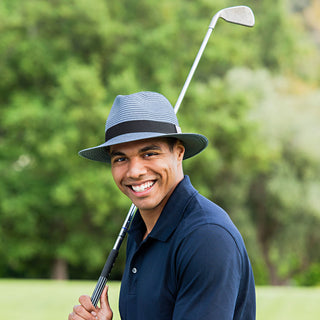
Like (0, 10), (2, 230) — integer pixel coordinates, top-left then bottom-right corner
(105, 120), (180, 142)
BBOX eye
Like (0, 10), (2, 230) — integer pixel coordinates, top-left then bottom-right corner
(112, 156), (127, 164)
(144, 152), (158, 158)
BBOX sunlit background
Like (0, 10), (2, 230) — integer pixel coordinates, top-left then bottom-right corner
(0, 0), (319, 318)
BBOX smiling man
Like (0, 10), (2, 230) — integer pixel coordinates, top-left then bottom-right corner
(109, 138), (185, 238)
(69, 91), (256, 320)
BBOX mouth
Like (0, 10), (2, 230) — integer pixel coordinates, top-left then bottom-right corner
(130, 180), (155, 193)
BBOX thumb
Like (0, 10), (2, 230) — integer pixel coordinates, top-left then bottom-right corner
(99, 285), (113, 318)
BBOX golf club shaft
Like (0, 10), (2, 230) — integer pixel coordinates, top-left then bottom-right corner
(90, 5), (254, 307)
(91, 204), (136, 307)
(174, 27), (213, 114)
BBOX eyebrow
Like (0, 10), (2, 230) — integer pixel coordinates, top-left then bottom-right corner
(110, 150), (125, 158)
(110, 144), (162, 158)
(139, 144), (162, 153)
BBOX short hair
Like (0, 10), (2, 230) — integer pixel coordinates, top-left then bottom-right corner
(164, 137), (180, 152)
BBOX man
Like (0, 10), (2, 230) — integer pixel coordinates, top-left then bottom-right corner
(69, 91), (256, 320)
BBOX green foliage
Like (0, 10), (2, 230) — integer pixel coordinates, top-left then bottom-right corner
(0, 0), (319, 286)
(237, 69), (320, 284)
(0, 0), (128, 279)
(294, 263), (320, 286)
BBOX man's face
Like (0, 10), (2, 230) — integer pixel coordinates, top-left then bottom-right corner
(110, 138), (185, 217)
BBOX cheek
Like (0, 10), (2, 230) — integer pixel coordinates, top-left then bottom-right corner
(160, 163), (178, 187)
(111, 167), (122, 188)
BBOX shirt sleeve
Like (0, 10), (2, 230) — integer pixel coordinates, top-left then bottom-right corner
(172, 224), (242, 320)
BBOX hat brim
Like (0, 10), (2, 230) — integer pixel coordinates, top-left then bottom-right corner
(78, 132), (208, 163)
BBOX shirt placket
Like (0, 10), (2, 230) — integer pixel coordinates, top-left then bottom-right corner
(127, 239), (147, 295)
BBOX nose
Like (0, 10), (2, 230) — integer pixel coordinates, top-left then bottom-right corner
(126, 157), (147, 179)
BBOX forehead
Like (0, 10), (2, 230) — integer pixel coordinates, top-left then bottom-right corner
(109, 138), (170, 153)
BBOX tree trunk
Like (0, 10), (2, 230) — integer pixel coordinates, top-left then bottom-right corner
(51, 258), (68, 280)
(260, 242), (280, 285)
(250, 174), (282, 285)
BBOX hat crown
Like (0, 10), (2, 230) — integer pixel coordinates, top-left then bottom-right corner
(105, 91), (179, 131)
(78, 91), (208, 163)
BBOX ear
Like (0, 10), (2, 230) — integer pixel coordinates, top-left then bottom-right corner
(174, 140), (185, 162)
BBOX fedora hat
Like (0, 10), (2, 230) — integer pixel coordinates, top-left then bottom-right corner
(78, 91), (208, 163)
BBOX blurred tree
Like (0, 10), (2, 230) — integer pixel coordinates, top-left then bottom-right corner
(228, 68), (320, 284)
(0, 0), (131, 279)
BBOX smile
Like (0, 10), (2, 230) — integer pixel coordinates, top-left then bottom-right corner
(131, 181), (155, 193)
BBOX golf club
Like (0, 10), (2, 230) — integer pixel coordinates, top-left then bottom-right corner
(90, 5), (255, 307)
(174, 5), (254, 113)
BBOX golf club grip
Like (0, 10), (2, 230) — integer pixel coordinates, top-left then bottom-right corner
(91, 249), (119, 307)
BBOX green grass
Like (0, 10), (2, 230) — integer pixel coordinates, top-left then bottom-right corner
(0, 279), (121, 320)
(0, 280), (319, 319)
(256, 286), (320, 320)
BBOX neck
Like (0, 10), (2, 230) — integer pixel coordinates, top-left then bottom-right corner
(140, 205), (163, 238)
(140, 174), (184, 238)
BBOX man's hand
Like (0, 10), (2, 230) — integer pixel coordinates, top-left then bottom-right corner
(68, 285), (113, 320)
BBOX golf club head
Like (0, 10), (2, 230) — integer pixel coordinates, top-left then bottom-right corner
(209, 6), (255, 29)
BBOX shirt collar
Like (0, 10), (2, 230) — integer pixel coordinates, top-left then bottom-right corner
(129, 175), (198, 243)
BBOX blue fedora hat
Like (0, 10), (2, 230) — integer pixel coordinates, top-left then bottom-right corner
(78, 91), (208, 163)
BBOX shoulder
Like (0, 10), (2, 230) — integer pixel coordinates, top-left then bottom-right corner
(176, 223), (243, 268)
(178, 192), (245, 252)
(172, 223), (243, 296)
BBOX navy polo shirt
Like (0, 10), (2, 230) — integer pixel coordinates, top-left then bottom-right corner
(119, 176), (256, 319)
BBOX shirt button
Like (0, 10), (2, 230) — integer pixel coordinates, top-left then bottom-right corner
(132, 267), (137, 274)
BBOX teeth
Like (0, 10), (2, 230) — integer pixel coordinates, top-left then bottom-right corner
(132, 181), (155, 193)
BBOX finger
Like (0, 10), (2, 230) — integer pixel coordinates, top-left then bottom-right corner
(79, 295), (96, 313)
(69, 310), (95, 320)
(72, 304), (96, 319)
(100, 286), (110, 309)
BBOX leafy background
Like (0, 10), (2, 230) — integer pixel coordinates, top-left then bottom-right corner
(0, 0), (319, 286)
